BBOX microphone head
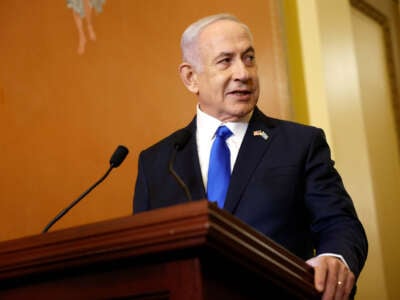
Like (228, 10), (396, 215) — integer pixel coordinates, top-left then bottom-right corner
(173, 129), (192, 151)
(110, 145), (129, 168)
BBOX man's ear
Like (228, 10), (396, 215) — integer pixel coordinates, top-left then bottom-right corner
(179, 62), (199, 94)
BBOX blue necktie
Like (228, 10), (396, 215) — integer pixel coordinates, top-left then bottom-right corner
(207, 125), (233, 208)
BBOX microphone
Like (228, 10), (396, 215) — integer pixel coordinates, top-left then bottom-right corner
(168, 129), (192, 202)
(42, 145), (129, 233)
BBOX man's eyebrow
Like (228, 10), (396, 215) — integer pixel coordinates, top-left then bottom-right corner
(243, 46), (255, 55)
(213, 47), (256, 62)
(214, 51), (233, 61)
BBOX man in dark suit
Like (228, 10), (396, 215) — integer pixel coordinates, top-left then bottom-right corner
(134, 14), (367, 300)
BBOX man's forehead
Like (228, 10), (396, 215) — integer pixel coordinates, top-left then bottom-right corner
(198, 20), (253, 52)
(199, 19), (251, 40)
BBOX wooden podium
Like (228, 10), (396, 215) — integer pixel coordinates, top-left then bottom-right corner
(0, 200), (320, 299)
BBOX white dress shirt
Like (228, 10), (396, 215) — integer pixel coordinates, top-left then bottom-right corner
(196, 104), (252, 190)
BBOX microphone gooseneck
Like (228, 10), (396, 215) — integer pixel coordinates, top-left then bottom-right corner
(168, 129), (192, 202)
(42, 145), (129, 234)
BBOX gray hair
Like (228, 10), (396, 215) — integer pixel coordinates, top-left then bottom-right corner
(180, 13), (253, 70)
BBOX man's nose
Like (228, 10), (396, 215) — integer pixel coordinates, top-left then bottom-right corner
(232, 60), (250, 81)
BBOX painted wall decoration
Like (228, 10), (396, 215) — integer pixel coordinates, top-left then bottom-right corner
(67, 0), (106, 54)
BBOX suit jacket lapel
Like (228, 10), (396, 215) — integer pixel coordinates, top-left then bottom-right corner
(171, 109), (277, 206)
(173, 118), (207, 201)
(224, 108), (277, 213)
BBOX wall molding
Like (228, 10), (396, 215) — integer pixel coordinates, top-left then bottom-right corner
(350, 0), (400, 148)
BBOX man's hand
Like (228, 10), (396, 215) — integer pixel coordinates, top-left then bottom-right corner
(306, 256), (355, 300)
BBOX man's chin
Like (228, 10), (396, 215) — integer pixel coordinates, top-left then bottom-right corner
(221, 106), (254, 122)
(233, 102), (256, 114)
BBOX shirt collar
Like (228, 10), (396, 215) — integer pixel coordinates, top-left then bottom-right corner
(196, 104), (252, 140)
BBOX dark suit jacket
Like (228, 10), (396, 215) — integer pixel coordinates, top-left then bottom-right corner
(133, 107), (368, 278)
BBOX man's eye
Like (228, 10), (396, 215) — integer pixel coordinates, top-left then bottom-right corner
(244, 55), (255, 64)
(218, 58), (231, 64)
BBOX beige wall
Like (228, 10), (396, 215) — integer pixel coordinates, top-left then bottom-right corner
(351, 5), (400, 299)
(284, 0), (400, 299)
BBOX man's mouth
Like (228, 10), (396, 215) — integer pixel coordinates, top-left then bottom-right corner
(228, 89), (252, 96)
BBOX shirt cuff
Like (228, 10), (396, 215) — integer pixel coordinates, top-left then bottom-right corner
(318, 253), (351, 270)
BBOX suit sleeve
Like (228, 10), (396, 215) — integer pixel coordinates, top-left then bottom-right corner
(304, 129), (368, 278)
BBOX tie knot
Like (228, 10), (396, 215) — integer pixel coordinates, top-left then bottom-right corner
(215, 125), (232, 140)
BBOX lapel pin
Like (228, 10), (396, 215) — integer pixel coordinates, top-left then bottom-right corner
(253, 130), (269, 141)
